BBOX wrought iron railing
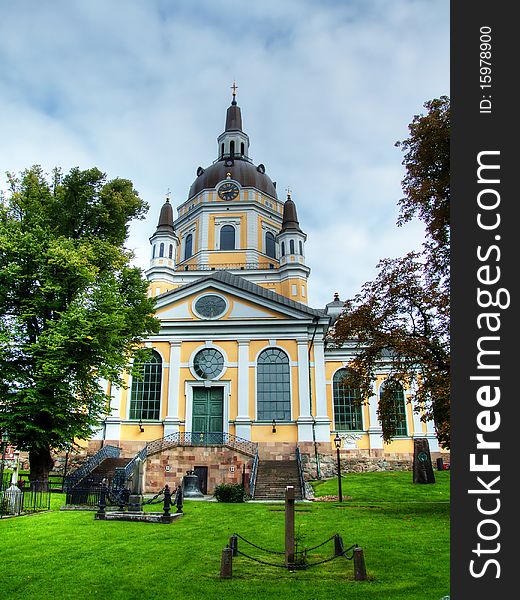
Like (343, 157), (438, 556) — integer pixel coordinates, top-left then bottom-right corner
(178, 262), (277, 272)
(296, 446), (306, 500)
(64, 444), (121, 491)
(145, 432), (258, 458)
(1, 480), (52, 518)
(122, 445), (147, 483)
(249, 449), (259, 499)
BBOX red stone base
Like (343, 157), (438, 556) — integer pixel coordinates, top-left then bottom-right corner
(145, 446), (252, 493)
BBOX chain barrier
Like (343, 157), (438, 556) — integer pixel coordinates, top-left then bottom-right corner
(142, 487), (166, 505)
(232, 535), (358, 570)
(235, 550), (288, 568)
(233, 533), (285, 555)
(298, 534), (337, 554)
(233, 532), (338, 556)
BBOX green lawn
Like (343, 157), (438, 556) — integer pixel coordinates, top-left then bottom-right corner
(0, 472), (450, 600)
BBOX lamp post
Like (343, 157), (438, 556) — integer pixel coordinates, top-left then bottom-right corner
(0, 430), (9, 491)
(334, 433), (343, 502)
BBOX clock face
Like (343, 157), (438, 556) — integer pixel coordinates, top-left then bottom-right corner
(218, 182), (239, 200)
(194, 294), (227, 319)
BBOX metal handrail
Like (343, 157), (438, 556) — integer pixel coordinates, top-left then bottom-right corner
(178, 262), (277, 272)
(64, 444), (121, 491)
(249, 449), (259, 499)
(122, 444), (147, 482)
(296, 446), (306, 500)
(145, 432), (258, 458)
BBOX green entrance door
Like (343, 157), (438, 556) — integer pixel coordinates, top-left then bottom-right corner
(192, 387), (224, 435)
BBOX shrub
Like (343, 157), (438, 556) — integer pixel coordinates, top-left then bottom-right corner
(213, 483), (245, 503)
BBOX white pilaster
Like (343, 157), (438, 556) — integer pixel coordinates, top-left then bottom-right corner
(105, 382), (122, 439)
(297, 340), (313, 441)
(312, 340), (331, 442)
(235, 341), (252, 440)
(164, 341), (182, 436)
(411, 387), (425, 438)
(367, 383), (384, 450)
(425, 417), (440, 451)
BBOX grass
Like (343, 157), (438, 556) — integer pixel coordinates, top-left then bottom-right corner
(0, 472), (450, 600)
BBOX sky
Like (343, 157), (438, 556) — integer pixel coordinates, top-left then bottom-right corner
(0, 0), (449, 308)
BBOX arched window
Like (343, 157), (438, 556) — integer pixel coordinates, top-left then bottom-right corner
(220, 225), (235, 250)
(299, 241), (303, 255)
(257, 348), (291, 421)
(379, 380), (407, 436)
(333, 369), (363, 431)
(221, 143), (224, 157)
(152, 245), (156, 259)
(129, 350), (162, 421)
(240, 142), (245, 155)
(290, 239), (295, 254)
(281, 241), (285, 256)
(169, 244), (173, 259)
(159, 242), (164, 258)
(265, 231), (276, 258)
(184, 234), (193, 260)
(230, 140), (235, 156)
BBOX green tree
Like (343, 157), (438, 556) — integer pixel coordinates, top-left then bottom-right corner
(0, 166), (159, 483)
(331, 97), (450, 448)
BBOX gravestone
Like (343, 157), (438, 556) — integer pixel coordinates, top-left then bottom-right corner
(413, 438), (435, 484)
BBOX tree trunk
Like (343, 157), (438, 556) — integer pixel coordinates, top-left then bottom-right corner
(29, 446), (55, 491)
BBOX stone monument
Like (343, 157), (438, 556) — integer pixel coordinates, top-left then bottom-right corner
(413, 438), (435, 484)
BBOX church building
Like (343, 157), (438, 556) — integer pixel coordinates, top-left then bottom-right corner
(84, 90), (443, 495)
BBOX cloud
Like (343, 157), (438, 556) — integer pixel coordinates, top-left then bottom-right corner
(0, 0), (449, 308)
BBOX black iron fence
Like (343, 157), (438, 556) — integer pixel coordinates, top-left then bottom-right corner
(0, 480), (52, 518)
(65, 484), (104, 508)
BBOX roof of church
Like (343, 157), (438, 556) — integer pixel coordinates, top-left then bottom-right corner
(156, 198), (174, 232)
(225, 102), (242, 131)
(281, 193), (302, 233)
(157, 270), (326, 319)
(188, 160), (278, 200)
(188, 95), (278, 200)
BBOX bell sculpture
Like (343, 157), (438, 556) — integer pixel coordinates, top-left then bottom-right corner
(182, 470), (204, 498)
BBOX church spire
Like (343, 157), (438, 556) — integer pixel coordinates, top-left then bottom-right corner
(281, 189), (302, 233)
(225, 82), (243, 132)
(218, 83), (249, 159)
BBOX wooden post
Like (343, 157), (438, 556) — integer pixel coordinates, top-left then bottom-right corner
(353, 546), (367, 581)
(220, 546), (233, 578)
(285, 485), (295, 566)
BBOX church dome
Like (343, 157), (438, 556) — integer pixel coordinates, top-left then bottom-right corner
(188, 89), (278, 200)
(188, 159), (278, 200)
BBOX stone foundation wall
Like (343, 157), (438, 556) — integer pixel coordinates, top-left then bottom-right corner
(302, 449), (450, 480)
(55, 439), (449, 489)
(144, 446), (253, 494)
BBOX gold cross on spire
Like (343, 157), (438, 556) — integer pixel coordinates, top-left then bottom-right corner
(231, 80), (238, 102)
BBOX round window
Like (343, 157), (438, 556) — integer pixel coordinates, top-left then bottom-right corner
(194, 294), (227, 319)
(193, 348), (225, 380)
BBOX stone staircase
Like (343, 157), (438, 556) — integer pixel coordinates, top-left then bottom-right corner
(87, 458), (133, 485)
(253, 459), (303, 500)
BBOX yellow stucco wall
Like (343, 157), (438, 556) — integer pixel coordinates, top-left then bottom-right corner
(252, 425), (298, 443)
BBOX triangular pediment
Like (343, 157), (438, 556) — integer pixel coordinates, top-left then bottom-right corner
(153, 271), (326, 323)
